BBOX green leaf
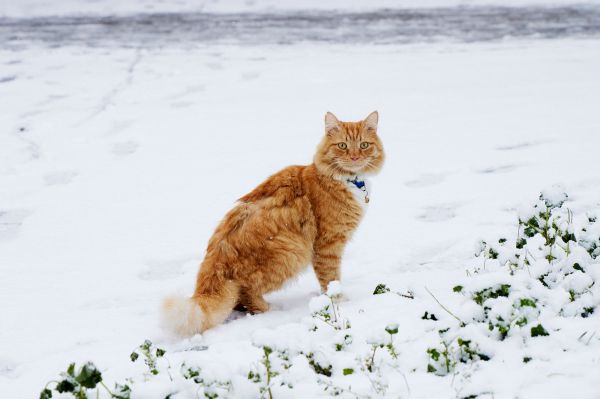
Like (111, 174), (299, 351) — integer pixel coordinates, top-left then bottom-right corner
(55, 379), (76, 393)
(342, 368), (354, 376)
(562, 232), (577, 243)
(39, 388), (53, 399)
(76, 362), (102, 389)
(473, 284), (510, 305)
(427, 364), (437, 373)
(113, 384), (132, 399)
(519, 298), (537, 308)
(581, 307), (595, 318)
(141, 340), (152, 351)
(524, 226), (536, 238)
(427, 348), (440, 361)
(527, 216), (540, 228)
(452, 285), (463, 293)
(531, 324), (549, 337)
(515, 317), (528, 327)
(373, 283), (390, 295)
(130, 352), (139, 362)
(385, 323), (399, 335)
(523, 357), (532, 363)
(155, 348), (166, 357)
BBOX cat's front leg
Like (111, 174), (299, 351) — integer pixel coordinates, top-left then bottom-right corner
(312, 242), (343, 293)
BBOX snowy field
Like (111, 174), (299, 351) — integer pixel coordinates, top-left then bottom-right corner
(2, 0), (600, 17)
(1, 2), (600, 398)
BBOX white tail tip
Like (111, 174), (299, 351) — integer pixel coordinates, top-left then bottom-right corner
(161, 296), (205, 336)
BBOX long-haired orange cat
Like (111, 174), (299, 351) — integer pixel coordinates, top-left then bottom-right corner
(162, 111), (384, 335)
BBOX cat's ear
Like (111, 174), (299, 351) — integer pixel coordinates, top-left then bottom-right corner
(324, 112), (340, 135)
(364, 111), (379, 132)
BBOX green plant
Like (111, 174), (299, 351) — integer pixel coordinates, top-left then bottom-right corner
(530, 324), (549, 337)
(40, 362), (130, 399)
(248, 346), (278, 399)
(384, 324), (399, 359)
(130, 340), (166, 376)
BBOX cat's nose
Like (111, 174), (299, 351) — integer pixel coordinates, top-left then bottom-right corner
(351, 156), (360, 161)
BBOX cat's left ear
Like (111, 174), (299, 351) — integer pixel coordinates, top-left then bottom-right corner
(325, 112), (340, 135)
(364, 111), (379, 132)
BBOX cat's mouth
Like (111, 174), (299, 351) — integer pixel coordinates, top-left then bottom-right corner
(339, 160), (368, 173)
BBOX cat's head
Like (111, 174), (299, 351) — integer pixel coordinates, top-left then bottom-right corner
(314, 111), (385, 177)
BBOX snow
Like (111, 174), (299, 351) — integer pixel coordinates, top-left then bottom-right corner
(1, 2), (600, 397)
(2, 0), (600, 18)
(326, 281), (343, 298)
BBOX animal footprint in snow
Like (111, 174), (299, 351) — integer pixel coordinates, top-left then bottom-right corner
(241, 71), (260, 80)
(139, 259), (187, 281)
(405, 172), (448, 188)
(418, 204), (459, 222)
(44, 171), (77, 186)
(476, 164), (521, 174)
(0, 209), (32, 241)
(111, 141), (139, 156)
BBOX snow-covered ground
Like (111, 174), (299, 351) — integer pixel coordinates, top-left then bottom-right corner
(1, 3), (600, 397)
(2, 0), (600, 17)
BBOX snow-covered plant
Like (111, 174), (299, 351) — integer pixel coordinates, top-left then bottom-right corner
(304, 351), (333, 377)
(309, 281), (350, 330)
(384, 324), (399, 359)
(130, 339), (166, 376)
(424, 188), (599, 381)
(333, 332), (353, 351)
(247, 346), (278, 399)
(181, 363), (232, 398)
(373, 283), (414, 299)
(579, 211), (600, 259)
(468, 187), (598, 319)
(40, 362), (131, 399)
(426, 337), (488, 376)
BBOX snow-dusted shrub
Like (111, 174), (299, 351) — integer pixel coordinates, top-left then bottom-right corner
(426, 336), (489, 376)
(421, 187), (599, 381)
(466, 187), (598, 320)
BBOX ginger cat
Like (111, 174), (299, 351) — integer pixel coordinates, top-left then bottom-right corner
(162, 111), (384, 335)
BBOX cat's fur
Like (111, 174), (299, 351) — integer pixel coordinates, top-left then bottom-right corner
(162, 111), (384, 335)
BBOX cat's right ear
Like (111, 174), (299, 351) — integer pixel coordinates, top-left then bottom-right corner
(324, 112), (340, 135)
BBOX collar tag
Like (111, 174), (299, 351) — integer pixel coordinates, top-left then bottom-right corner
(347, 176), (370, 203)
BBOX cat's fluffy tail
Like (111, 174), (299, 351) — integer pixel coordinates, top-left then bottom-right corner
(161, 279), (239, 336)
(161, 296), (206, 336)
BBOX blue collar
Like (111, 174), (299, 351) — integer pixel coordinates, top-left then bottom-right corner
(347, 176), (366, 189)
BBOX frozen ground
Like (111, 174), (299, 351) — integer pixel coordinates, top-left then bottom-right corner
(1, 3), (600, 398)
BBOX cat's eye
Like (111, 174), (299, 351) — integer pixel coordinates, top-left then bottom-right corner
(360, 142), (369, 149)
(338, 143), (348, 150)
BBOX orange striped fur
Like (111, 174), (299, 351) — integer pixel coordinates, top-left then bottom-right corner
(162, 111), (385, 335)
